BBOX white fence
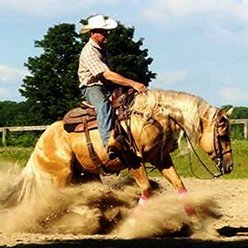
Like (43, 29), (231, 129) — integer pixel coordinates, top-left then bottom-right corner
(0, 120), (247, 145)
(231, 119), (248, 140)
(0, 125), (49, 145)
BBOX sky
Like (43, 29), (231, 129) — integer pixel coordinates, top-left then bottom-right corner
(0, 0), (248, 107)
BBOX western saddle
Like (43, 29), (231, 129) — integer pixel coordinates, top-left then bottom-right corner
(63, 89), (141, 173)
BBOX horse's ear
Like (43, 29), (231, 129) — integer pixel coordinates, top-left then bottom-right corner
(225, 107), (234, 117)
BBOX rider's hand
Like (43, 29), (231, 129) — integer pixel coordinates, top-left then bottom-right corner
(133, 82), (147, 94)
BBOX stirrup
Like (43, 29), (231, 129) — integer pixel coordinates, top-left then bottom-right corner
(107, 135), (125, 160)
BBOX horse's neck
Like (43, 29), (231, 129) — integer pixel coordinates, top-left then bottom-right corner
(182, 102), (216, 144)
(130, 90), (215, 145)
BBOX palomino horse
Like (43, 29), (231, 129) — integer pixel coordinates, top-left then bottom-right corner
(2, 90), (233, 211)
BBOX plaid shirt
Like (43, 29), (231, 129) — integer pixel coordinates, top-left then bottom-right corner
(78, 38), (109, 88)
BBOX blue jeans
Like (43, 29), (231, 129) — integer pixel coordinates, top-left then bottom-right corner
(81, 85), (113, 147)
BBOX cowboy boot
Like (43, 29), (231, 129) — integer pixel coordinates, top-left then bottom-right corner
(107, 131), (125, 160)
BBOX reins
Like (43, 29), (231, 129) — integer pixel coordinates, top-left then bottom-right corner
(168, 115), (220, 178)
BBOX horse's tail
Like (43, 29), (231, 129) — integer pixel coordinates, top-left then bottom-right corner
(0, 153), (45, 209)
(0, 174), (23, 209)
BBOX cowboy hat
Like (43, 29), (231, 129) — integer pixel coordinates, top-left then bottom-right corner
(80, 15), (118, 33)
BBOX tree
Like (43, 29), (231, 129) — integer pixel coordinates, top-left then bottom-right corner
(232, 107), (248, 119)
(0, 101), (32, 126)
(107, 24), (156, 86)
(20, 19), (156, 124)
(20, 23), (82, 124)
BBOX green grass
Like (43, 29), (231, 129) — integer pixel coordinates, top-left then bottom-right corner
(228, 140), (248, 178)
(0, 140), (248, 179)
(148, 140), (248, 179)
(0, 146), (33, 168)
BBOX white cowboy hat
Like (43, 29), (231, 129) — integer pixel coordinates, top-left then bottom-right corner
(80, 15), (118, 33)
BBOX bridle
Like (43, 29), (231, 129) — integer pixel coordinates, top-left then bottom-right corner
(211, 114), (232, 177)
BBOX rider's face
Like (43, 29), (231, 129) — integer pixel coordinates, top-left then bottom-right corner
(91, 29), (109, 45)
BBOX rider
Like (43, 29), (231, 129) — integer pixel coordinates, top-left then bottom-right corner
(78, 14), (147, 159)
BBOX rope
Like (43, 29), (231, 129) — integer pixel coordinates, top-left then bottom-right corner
(188, 150), (212, 179)
(168, 115), (216, 178)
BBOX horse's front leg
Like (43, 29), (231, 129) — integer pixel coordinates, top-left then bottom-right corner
(158, 154), (197, 218)
(129, 163), (152, 205)
(158, 155), (186, 192)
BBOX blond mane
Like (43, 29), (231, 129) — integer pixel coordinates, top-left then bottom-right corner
(131, 89), (216, 144)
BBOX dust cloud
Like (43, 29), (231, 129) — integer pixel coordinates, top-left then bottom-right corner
(0, 164), (220, 239)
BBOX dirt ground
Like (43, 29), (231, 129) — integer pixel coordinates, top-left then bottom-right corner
(0, 172), (248, 248)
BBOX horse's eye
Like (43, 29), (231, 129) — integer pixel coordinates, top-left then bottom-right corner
(219, 116), (227, 123)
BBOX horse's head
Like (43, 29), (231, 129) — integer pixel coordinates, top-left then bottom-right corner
(199, 108), (234, 177)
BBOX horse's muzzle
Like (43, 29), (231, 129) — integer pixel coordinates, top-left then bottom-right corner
(215, 158), (233, 177)
(224, 163), (233, 174)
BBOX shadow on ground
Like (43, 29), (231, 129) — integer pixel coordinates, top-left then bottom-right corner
(7, 238), (248, 248)
(217, 226), (248, 237)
